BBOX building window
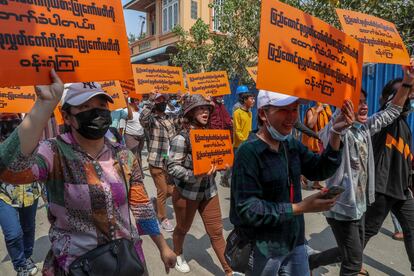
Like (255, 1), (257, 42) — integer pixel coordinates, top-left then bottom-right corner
(191, 1), (198, 20)
(212, 0), (224, 32)
(162, 0), (179, 33)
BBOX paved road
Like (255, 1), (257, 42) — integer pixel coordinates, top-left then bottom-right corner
(1, 166), (411, 275)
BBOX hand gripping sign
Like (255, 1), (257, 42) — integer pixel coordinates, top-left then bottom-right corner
(336, 9), (410, 66)
(120, 79), (142, 100)
(132, 64), (185, 94)
(257, 0), (364, 109)
(190, 129), (234, 176)
(0, 0), (132, 86)
(187, 71), (231, 97)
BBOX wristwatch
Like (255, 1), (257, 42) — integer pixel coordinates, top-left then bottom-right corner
(402, 83), (413, 89)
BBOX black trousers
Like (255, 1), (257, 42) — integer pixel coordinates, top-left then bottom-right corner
(364, 192), (414, 271)
(309, 216), (365, 276)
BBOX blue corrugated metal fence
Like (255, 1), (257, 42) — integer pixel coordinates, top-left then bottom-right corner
(223, 64), (413, 135)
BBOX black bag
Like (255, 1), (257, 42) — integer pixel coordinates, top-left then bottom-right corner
(224, 228), (253, 273)
(68, 238), (144, 276)
(68, 154), (144, 276)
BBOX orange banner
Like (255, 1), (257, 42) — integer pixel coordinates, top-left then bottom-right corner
(99, 81), (127, 111)
(246, 67), (258, 82)
(257, 0), (363, 109)
(187, 71), (231, 97)
(336, 9), (410, 65)
(0, 86), (36, 113)
(132, 65), (185, 94)
(120, 79), (142, 100)
(0, 1), (132, 87)
(190, 129), (234, 176)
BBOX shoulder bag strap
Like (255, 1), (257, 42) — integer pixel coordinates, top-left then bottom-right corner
(282, 142), (294, 203)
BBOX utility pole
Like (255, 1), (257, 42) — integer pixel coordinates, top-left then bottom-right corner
(139, 15), (146, 37)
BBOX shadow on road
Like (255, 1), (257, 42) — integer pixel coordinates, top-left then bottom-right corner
(308, 226), (405, 276)
(166, 233), (224, 276)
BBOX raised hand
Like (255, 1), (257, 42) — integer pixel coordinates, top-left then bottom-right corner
(34, 69), (64, 104)
(332, 100), (355, 132)
(402, 58), (414, 85)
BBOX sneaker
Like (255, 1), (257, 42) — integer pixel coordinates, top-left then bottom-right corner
(25, 258), (38, 276)
(161, 218), (174, 232)
(175, 255), (190, 273)
(16, 266), (30, 276)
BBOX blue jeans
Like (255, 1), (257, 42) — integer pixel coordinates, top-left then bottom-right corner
(246, 244), (310, 276)
(0, 199), (38, 270)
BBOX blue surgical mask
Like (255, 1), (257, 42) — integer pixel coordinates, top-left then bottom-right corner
(353, 122), (363, 129)
(265, 113), (291, 141)
(170, 99), (178, 106)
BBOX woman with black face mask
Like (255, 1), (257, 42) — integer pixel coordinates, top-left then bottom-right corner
(0, 73), (176, 276)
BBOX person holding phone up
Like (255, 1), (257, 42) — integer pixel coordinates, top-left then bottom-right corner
(309, 61), (414, 276)
(229, 90), (354, 275)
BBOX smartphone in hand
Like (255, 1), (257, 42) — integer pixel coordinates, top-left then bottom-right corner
(321, 186), (345, 199)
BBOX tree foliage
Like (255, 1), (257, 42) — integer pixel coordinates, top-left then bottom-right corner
(128, 32), (138, 44)
(171, 0), (414, 83)
(171, 19), (212, 74)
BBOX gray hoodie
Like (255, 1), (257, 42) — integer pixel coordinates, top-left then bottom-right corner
(319, 103), (402, 220)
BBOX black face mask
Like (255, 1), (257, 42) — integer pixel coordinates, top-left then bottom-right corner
(154, 102), (167, 112)
(72, 108), (112, 140)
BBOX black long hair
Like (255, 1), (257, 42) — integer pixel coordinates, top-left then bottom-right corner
(380, 78), (403, 108)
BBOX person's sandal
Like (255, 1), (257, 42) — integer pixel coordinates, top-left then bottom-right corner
(359, 268), (369, 276)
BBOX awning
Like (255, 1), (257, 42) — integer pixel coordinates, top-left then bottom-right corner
(123, 0), (154, 12)
(131, 45), (177, 64)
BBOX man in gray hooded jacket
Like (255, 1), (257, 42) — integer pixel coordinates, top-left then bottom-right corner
(309, 83), (411, 275)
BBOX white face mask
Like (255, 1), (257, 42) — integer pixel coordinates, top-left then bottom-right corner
(264, 112), (291, 142)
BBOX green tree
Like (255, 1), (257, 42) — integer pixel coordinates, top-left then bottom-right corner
(128, 33), (138, 44)
(208, 0), (261, 84)
(171, 18), (212, 74)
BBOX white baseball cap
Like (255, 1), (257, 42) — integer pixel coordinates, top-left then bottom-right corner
(257, 90), (299, 109)
(62, 82), (114, 106)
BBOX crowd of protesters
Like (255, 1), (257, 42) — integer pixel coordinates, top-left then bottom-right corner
(0, 60), (414, 276)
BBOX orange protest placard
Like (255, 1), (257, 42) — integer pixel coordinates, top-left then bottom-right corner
(99, 81), (127, 111)
(0, 1), (132, 87)
(246, 67), (258, 82)
(190, 129), (234, 176)
(120, 79), (142, 100)
(0, 86), (36, 113)
(132, 65), (185, 94)
(336, 9), (410, 65)
(187, 71), (231, 97)
(257, 0), (363, 109)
